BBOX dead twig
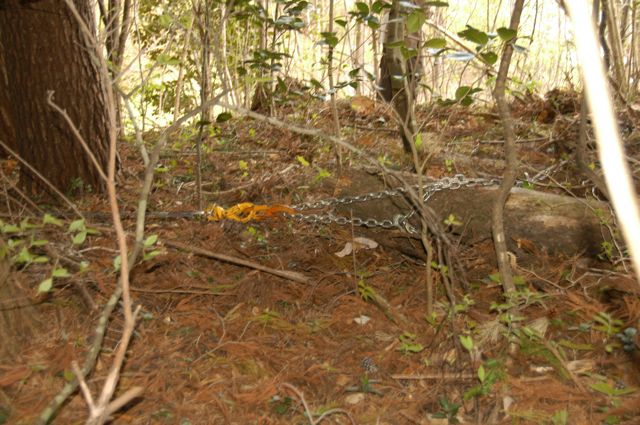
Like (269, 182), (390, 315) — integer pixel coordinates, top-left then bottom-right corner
(165, 240), (311, 284)
(280, 383), (356, 425)
(391, 373), (475, 380)
(71, 361), (144, 420)
(0, 140), (84, 219)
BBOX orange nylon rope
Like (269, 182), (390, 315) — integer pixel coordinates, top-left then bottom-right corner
(204, 203), (296, 223)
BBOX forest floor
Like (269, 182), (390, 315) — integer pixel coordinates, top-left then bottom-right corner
(1, 90), (640, 425)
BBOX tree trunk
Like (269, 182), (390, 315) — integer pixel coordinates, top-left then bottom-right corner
(0, 0), (111, 194)
(378, 0), (421, 153)
(0, 34), (15, 156)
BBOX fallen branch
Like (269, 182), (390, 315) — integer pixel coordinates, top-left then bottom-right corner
(164, 240), (311, 285)
(280, 382), (356, 425)
(391, 373), (476, 380)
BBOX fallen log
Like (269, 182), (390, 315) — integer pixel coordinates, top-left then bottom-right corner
(333, 170), (614, 259)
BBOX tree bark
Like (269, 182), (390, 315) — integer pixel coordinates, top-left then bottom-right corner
(491, 0), (525, 294)
(0, 0), (111, 194)
(378, 0), (421, 153)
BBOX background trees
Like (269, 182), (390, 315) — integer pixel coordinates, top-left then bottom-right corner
(1, 0), (639, 424)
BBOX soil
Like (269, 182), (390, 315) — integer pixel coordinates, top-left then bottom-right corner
(1, 93), (639, 424)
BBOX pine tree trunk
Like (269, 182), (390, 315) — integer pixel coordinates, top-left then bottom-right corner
(0, 0), (111, 194)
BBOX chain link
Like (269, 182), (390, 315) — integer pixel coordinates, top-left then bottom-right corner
(287, 174), (501, 234)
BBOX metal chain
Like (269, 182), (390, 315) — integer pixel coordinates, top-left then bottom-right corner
(287, 174), (501, 234)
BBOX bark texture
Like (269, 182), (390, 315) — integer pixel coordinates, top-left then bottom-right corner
(0, 0), (110, 194)
(378, 0), (422, 152)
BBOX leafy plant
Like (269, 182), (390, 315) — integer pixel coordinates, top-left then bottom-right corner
(357, 278), (377, 302)
(345, 375), (383, 396)
(444, 158), (454, 172)
(246, 226), (267, 245)
(432, 397), (461, 423)
(459, 334), (474, 352)
(551, 409), (568, 425)
(453, 294), (475, 314)
(38, 264), (71, 293)
(593, 312), (623, 337)
(397, 332), (424, 354)
(463, 358), (505, 400)
(142, 234), (162, 261)
(599, 241), (614, 261)
(270, 395), (293, 415)
(68, 218), (100, 246)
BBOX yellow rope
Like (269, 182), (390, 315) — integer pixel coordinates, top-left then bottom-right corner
(204, 203), (296, 223)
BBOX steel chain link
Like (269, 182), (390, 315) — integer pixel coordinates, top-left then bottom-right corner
(286, 174), (502, 234)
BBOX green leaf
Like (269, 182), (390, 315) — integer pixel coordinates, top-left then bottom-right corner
(489, 272), (501, 283)
(371, 0), (388, 13)
(314, 168), (331, 182)
(79, 261), (90, 272)
(113, 255), (121, 272)
(406, 10), (425, 33)
(480, 51), (498, 65)
(459, 335), (474, 352)
(551, 409), (568, 425)
(31, 239), (49, 247)
(590, 381), (637, 396)
(43, 214), (63, 227)
(1, 223), (20, 233)
(401, 46), (418, 59)
(414, 133), (423, 149)
(444, 213), (462, 226)
(52, 267), (70, 278)
(238, 160), (248, 171)
(458, 26), (489, 45)
(14, 247), (33, 264)
(365, 15), (380, 29)
(385, 40), (405, 49)
(38, 278), (53, 293)
(425, 1), (448, 6)
(355, 1), (369, 14)
(455, 86), (481, 100)
(159, 13), (172, 28)
(144, 234), (159, 247)
(334, 18), (347, 27)
(7, 239), (22, 249)
(33, 256), (49, 263)
(477, 364), (486, 383)
(424, 37), (446, 49)
(86, 227), (100, 236)
(144, 250), (161, 261)
(558, 339), (594, 351)
(72, 231), (87, 245)
(63, 369), (75, 382)
(497, 27), (517, 42)
(320, 31), (339, 48)
(20, 218), (38, 231)
(454, 86), (482, 106)
(68, 219), (85, 233)
(216, 112), (232, 123)
(156, 54), (180, 66)
(513, 275), (526, 286)
(296, 156), (310, 167)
